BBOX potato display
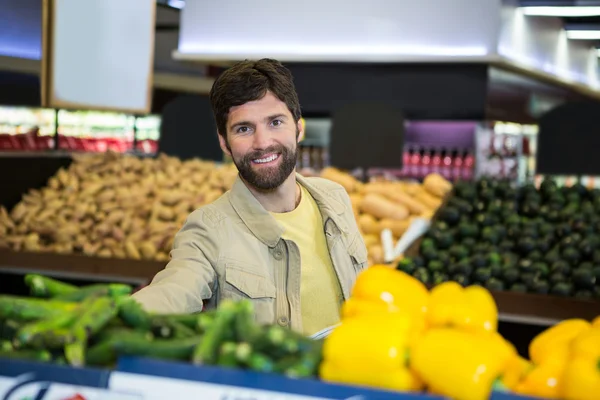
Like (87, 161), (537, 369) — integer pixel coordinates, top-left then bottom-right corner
(320, 167), (452, 265)
(0, 152), (238, 261)
(0, 153), (450, 264)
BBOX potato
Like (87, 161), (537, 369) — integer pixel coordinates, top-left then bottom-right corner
(358, 214), (380, 235)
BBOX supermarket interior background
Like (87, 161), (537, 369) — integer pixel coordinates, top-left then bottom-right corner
(2, 0), (600, 399)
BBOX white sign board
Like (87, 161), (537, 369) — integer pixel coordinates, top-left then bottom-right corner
(42, 0), (156, 114)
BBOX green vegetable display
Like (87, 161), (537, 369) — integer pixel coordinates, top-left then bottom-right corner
(0, 274), (322, 378)
(401, 177), (600, 299)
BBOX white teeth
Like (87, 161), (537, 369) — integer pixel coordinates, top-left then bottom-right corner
(253, 154), (278, 163)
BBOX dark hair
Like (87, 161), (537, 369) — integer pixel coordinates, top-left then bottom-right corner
(209, 58), (302, 139)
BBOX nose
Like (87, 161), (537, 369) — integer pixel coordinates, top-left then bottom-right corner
(252, 126), (271, 150)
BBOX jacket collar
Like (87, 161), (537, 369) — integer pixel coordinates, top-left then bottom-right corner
(228, 173), (348, 248)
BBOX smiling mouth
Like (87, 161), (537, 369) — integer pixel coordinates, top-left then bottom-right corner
(252, 153), (280, 164)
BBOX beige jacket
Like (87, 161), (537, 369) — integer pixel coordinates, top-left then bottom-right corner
(132, 173), (368, 332)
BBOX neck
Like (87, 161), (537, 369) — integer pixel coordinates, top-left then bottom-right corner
(243, 171), (300, 213)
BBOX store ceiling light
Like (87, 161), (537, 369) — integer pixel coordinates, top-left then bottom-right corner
(521, 6), (600, 16)
(565, 24), (600, 39)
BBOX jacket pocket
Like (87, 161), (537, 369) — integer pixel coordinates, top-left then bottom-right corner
(347, 233), (369, 272)
(223, 263), (276, 299)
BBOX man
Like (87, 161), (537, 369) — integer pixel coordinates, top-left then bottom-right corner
(133, 58), (368, 336)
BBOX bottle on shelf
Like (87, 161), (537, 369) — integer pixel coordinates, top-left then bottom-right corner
(431, 148), (442, 175)
(463, 151), (475, 181)
(451, 149), (463, 182)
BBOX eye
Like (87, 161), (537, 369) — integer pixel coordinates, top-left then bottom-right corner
(236, 126), (251, 134)
(271, 119), (283, 127)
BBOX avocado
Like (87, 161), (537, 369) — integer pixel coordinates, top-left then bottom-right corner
(412, 268), (431, 284)
(499, 239), (515, 252)
(502, 253), (519, 269)
(462, 237), (477, 250)
(427, 260), (446, 273)
(520, 202), (540, 218)
(479, 188), (495, 203)
(448, 198), (474, 215)
(487, 201), (503, 216)
(481, 227), (501, 245)
(439, 206), (461, 226)
(531, 279), (550, 294)
(593, 250), (600, 264)
(518, 237), (536, 255)
(473, 243), (490, 254)
(529, 251), (543, 262)
(560, 235), (578, 250)
(574, 290), (594, 300)
(521, 272), (539, 288)
(579, 261), (593, 270)
(519, 258), (534, 273)
(572, 268), (596, 290)
(451, 273), (470, 287)
(562, 247), (581, 265)
(474, 201), (487, 213)
(544, 251), (561, 266)
(432, 272), (450, 285)
(454, 181), (477, 200)
(458, 223), (479, 239)
(490, 263), (503, 278)
(432, 221), (450, 232)
(437, 252), (451, 266)
(521, 227), (539, 240)
(531, 262), (550, 278)
(471, 254), (488, 269)
(421, 247), (438, 262)
(421, 237), (436, 250)
(550, 282), (573, 297)
(502, 268), (520, 285)
(578, 239), (595, 260)
(506, 214), (521, 226)
(473, 267), (492, 283)
(412, 255), (425, 268)
(536, 237), (552, 253)
(547, 210), (561, 223)
(549, 272), (567, 285)
(556, 223), (572, 238)
(397, 258), (416, 274)
(592, 266), (600, 280)
(488, 252), (501, 266)
(538, 223), (555, 237)
(485, 278), (505, 292)
(449, 244), (470, 261)
(449, 259), (473, 276)
(435, 232), (454, 250)
(550, 260), (570, 275)
(475, 213), (497, 227)
(540, 177), (558, 196)
(510, 283), (528, 293)
(571, 182), (588, 197)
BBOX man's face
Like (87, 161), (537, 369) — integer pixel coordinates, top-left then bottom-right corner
(219, 91), (302, 191)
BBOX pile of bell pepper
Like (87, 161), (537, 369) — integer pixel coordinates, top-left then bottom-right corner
(319, 264), (600, 400)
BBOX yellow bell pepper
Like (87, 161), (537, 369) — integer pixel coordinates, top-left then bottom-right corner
(426, 281), (498, 334)
(410, 328), (515, 400)
(514, 361), (564, 399)
(514, 318), (591, 399)
(529, 319), (590, 365)
(592, 316), (600, 329)
(349, 265), (429, 321)
(320, 314), (423, 392)
(562, 328), (600, 400)
(500, 354), (533, 391)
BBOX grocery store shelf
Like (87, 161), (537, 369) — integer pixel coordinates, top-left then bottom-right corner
(0, 250), (165, 283)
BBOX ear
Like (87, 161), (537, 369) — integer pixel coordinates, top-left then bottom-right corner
(218, 132), (232, 156)
(296, 118), (305, 143)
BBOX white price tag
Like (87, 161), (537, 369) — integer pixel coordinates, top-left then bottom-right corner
(43, 383), (143, 400)
(110, 372), (332, 400)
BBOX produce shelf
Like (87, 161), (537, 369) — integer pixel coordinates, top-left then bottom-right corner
(0, 249), (164, 284)
(0, 356), (540, 400)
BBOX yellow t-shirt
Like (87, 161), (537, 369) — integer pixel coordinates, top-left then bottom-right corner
(271, 185), (343, 336)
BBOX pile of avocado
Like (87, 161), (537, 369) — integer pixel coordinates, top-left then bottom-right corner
(397, 177), (600, 299)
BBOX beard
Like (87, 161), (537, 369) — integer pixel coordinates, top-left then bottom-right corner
(231, 143), (298, 191)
